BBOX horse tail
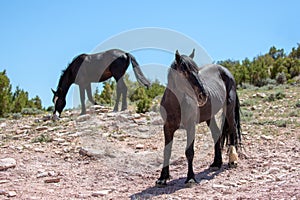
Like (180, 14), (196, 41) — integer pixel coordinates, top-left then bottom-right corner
(127, 53), (151, 88)
(220, 93), (242, 149)
(235, 93), (242, 149)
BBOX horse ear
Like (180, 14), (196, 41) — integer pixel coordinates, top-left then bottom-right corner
(51, 88), (56, 94)
(175, 50), (181, 63)
(189, 49), (195, 59)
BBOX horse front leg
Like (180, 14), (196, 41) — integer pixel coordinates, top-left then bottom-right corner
(207, 117), (223, 169)
(79, 86), (86, 115)
(156, 122), (177, 187)
(185, 124), (197, 185)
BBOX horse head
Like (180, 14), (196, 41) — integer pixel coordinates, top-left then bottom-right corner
(172, 49), (208, 107)
(51, 88), (66, 118)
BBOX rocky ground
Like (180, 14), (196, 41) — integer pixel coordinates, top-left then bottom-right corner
(0, 85), (299, 199)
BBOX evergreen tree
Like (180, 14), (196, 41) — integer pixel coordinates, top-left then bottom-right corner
(29, 95), (43, 109)
(12, 86), (29, 113)
(0, 70), (12, 117)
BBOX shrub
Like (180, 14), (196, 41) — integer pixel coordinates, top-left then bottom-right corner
(32, 134), (53, 143)
(21, 108), (43, 115)
(276, 72), (287, 84)
(267, 91), (286, 102)
(136, 98), (151, 113)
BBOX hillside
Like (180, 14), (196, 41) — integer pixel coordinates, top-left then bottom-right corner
(0, 84), (299, 199)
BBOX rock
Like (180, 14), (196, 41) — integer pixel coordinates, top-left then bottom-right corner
(133, 118), (147, 125)
(266, 167), (280, 174)
(0, 122), (6, 128)
(53, 138), (65, 143)
(34, 148), (45, 153)
(135, 144), (144, 149)
(212, 184), (228, 189)
(151, 117), (164, 125)
(0, 158), (17, 171)
(35, 126), (48, 131)
(44, 178), (60, 183)
(0, 190), (7, 195)
(42, 115), (52, 121)
(238, 180), (248, 184)
(16, 129), (27, 135)
(7, 191), (17, 197)
(79, 147), (98, 157)
(90, 105), (110, 113)
(0, 180), (9, 184)
(137, 127), (149, 132)
(37, 172), (49, 178)
(132, 113), (141, 119)
(253, 93), (266, 98)
(20, 125), (32, 130)
(76, 114), (91, 122)
(261, 135), (273, 140)
(107, 113), (117, 117)
(116, 114), (129, 122)
(91, 190), (112, 197)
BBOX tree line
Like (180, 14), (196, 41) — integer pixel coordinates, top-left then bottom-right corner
(0, 70), (42, 117)
(217, 44), (300, 86)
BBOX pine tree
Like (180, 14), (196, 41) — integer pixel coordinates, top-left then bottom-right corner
(0, 70), (12, 117)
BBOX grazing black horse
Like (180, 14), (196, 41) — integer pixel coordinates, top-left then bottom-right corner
(52, 49), (150, 117)
(156, 50), (241, 186)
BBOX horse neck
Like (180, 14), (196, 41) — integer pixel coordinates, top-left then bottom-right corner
(58, 70), (74, 98)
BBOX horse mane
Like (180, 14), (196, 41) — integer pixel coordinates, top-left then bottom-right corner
(181, 55), (207, 96)
(181, 55), (199, 73)
(57, 54), (86, 88)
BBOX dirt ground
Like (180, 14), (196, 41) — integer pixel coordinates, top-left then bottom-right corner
(0, 85), (299, 199)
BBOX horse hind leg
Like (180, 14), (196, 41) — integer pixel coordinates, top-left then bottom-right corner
(225, 103), (239, 168)
(206, 117), (223, 170)
(119, 77), (128, 111)
(86, 83), (97, 105)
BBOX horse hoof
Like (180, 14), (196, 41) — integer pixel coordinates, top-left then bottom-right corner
(185, 178), (198, 188)
(155, 179), (167, 187)
(209, 162), (222, 171)
(229, 161), (238, 168)
(52, 114), (60, 121)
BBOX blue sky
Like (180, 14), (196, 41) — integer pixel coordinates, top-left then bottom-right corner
(0, 1), (299, 108)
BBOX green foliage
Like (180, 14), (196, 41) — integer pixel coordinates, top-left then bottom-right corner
(295, 100), (300, 108)
(0, 70), (12, 116)
(12, 86), (29, 113)
(0, 70), (43, 117)
(32, 134), (53, 143)
(94, 80), (115, 105)
(145, 80), (166, 99)
(136, 98), (151, 113)
(129, 80), (165, 113)
(21, 108), (44, 115)
(218, 44), (300, 87)
(275, 72), (287, 84)
(267, 91), (286, 102)
(130, 87), (148, 102)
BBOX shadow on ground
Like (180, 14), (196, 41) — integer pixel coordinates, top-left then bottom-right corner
(130, 165), (228, 199)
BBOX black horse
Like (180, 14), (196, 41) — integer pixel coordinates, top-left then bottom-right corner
(52, 49), (150, 117)
(156, 50), (241, 186)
